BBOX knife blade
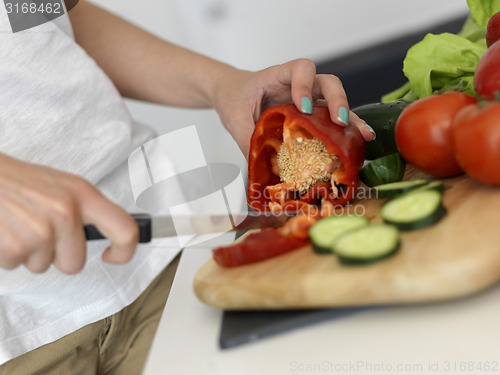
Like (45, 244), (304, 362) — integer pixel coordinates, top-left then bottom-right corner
(84, 211), (293, 243)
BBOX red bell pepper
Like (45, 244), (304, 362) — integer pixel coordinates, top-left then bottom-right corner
(212, 104), (365, 268)
(247, 104), (365, 214)
(213, 229), (309, 267)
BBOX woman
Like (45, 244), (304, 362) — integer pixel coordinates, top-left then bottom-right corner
(0, 1), (374, 373)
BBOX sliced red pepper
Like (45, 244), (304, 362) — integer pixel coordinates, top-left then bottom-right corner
(213, 229), (309, 267)
(247, 104), (365, 213)
(213, 105), (365, 268)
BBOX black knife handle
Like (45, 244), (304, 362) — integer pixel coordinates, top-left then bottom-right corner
(84, 213), (153, 243)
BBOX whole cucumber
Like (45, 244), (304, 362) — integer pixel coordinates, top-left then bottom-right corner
(352, 101), (410, 160)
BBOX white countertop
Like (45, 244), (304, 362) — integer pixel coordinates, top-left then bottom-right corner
(143, 235), (500, 375)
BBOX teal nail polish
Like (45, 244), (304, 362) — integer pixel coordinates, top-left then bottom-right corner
(365, 124), (376, 140)
(301, 97), (312, 114)
(337, 106), (349, 125)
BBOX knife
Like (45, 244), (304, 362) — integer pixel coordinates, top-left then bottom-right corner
(84, 212), (292, 243)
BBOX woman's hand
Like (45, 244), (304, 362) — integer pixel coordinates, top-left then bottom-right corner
(212, 59), (376, 158)
(0, 154), (139, 274)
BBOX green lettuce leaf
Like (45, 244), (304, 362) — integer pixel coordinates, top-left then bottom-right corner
(458, 16), (487, 45)
(467, 0), (500, 29)
(382, 33), (486, 103)
(381, 1), (500, 103)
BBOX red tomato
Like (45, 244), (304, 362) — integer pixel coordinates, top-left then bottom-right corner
(486, 11), (500, 48)
(474, 41), (500, 100)
(213, 229), (309, 267)
(395, 92), (477, 177)
(451, 102), (500, 185)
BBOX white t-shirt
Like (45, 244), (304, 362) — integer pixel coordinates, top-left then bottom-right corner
(0, 7), (182, 365)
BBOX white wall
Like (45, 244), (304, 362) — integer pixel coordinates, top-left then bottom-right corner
(91, 0), (469, 69)
(88, 0), (469, 169)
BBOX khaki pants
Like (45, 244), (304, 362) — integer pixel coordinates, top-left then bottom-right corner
(0, 254), (180, 375)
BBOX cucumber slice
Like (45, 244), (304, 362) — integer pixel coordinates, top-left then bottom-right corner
(410, 180), (445, 194)
(359, 153), (406, 187)
(373, 179), (429, 199)
(333, 224), (400, 264)
(381, 189), (446, 230)
(310, 215), (369, 254)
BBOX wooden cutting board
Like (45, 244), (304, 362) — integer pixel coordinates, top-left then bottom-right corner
(193, 167), (500, 310)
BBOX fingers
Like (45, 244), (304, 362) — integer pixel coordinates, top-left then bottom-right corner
(74, 178), (139, 265)
(349, 111), (377, 142)
(281, 60), (349, 125)
(0, 154), (140, 275)
(313, 75), (375, 141)
(49, 189), (87, 274)
(286, 59), (317, 115)
(285, 61), (376, 142)
(0, 195), (56, 273)
(313, 74), (376, 141)
(0, 176), (138, 274)
(312, 74), (350, 127)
